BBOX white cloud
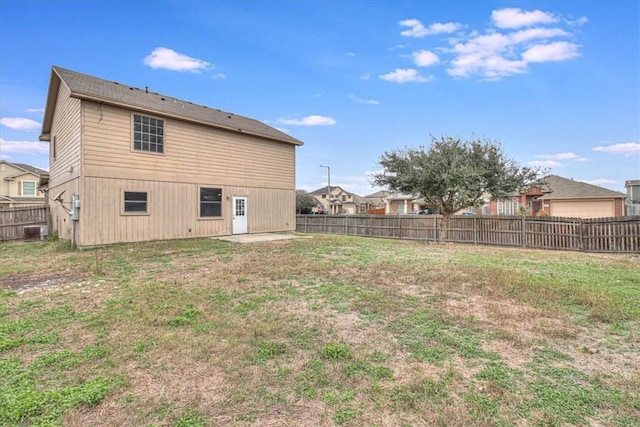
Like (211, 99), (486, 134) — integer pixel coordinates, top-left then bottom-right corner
(346, 52), (356, 57)
(592, 142), (640, 156)
(0, 137), (49, 155)
(277, 115), (336, 126)
(528, 160), (562, 169)
(412, 50), (440, 67)
(399, 19), (461, 37)
(535, 152), (587, 161)
(566, 16), (589, 27)
(492, 8), (557, 29)
(0, 117), (41, 131)
(379, 68), (432, 83)
(26, 108), (45, 114)
(446, 28), (575, 79)
(143, 47), (212, 73)
(522, 41), (580, 62)
(349, 94), (380, 105)
(211, 73), (226, 80)
(392, 8), (584, 81)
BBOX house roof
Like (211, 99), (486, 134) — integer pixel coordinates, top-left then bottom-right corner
(364, 190), (391, 198)
(40, 66), (303, 146)
(538, 175), (626, 200)
(0, 160), (48, 178)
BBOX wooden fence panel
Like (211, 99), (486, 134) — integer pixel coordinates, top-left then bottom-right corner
(0, 206), (50, 241)
(296, 214), (640, 253)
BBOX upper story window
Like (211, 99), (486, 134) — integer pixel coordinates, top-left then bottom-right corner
(21, 181), (36, 196)
(133, 114), (164, 153)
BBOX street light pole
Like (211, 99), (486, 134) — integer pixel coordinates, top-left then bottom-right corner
(319, 165), (330, 214)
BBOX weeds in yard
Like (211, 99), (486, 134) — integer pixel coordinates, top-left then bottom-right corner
(0, 235), (638, 425)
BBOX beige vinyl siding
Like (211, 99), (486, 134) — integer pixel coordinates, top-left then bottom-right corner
(49, 83), (82, 187)
(79, 177), (295, 246)
(550, 200), (615, 218)
(81, 102), (295, 189)
(47, 179), (80, 241)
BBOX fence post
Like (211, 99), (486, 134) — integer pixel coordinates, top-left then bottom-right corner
(399, 216), (403, 240)
(324, 215), (327, 234)
(473, 217), (478, 244)
(521, 216), (526, 248)
(345, 215), (348, 235)
(578, 218), (584, 252)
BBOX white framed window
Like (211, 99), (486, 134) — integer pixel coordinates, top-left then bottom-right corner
(133, 114), (164, 153)
(497, 201), (504, 215)
(200, 187), (222, 218)
(123, 191), (148, 214)
(21, 181), (37, 196)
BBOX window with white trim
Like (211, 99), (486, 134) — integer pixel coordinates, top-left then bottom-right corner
(124, 191), (148, 213)
(200, 187), (222, 218)
(21, 181), (36, 196)
(133, 114), (164, 153)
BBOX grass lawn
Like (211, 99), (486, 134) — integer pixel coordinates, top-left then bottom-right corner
(1, 234), (639, 426)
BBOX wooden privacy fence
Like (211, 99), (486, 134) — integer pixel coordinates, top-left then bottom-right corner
(0, 206), (50, 241)
(296, 215), (640, 253)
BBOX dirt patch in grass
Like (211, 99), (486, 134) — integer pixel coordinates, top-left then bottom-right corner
(1, 270), (88, 294)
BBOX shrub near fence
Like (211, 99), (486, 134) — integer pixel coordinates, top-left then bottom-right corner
(0, 206), (50, 241)
(296, 214), (640, 253)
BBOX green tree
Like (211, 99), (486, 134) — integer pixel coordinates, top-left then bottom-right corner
(296, 190), (318, 214)
(371, 135), (543, 241)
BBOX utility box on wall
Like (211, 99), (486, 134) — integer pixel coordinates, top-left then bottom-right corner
(70, 194), (80, 221)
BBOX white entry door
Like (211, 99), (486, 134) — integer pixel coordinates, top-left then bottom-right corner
(232, 197), (248, 234)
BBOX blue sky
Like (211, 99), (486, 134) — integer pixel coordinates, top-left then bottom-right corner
(1, 0), (638, 195)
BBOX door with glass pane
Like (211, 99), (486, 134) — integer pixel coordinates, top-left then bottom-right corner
(232, 197), (248, 234)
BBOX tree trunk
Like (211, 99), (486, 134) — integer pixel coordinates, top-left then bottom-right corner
(438, 215), (450, 243)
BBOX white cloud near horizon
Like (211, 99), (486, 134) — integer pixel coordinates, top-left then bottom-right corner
(0, 137), (49, 155)
(528, 159), (562, 169)
(412, 50), (440, 67)
(388, 8), (584, 81)
(379, 68), (432, 83)
(535, 152), (587, 161)
(492, 8), (557, 29)
(0, 117), (41, 131)
(592, 142), (640, 156)
(399, 19), (462, 37)
(144, 47), (212, 73)
(277, 115), (336, 126)
(26, 108), (45, 114)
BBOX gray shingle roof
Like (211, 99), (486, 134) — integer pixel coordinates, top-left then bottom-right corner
(539, 175), (626, 199)
(44, 66), (302, 146)
(12, 163), (48, 176)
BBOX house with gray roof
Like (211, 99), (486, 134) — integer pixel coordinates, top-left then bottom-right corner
(39, 66), (303, 246)
(308, 185), (368, 214)
(0, 160), (48, 208)
(488, 175), (627, 218)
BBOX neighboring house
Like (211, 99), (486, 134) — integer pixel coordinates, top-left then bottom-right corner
(39, 66), (303, 247)
(625, 180), (640, 216)
(363, 190), (391, 211)
(0, 160), (47, 208)
(384, 194), (425, 215)
(308, 186), (367, 214)
(488, 175), (627, 218)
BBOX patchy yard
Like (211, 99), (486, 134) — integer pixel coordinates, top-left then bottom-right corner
(1, 235), (639, 426)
